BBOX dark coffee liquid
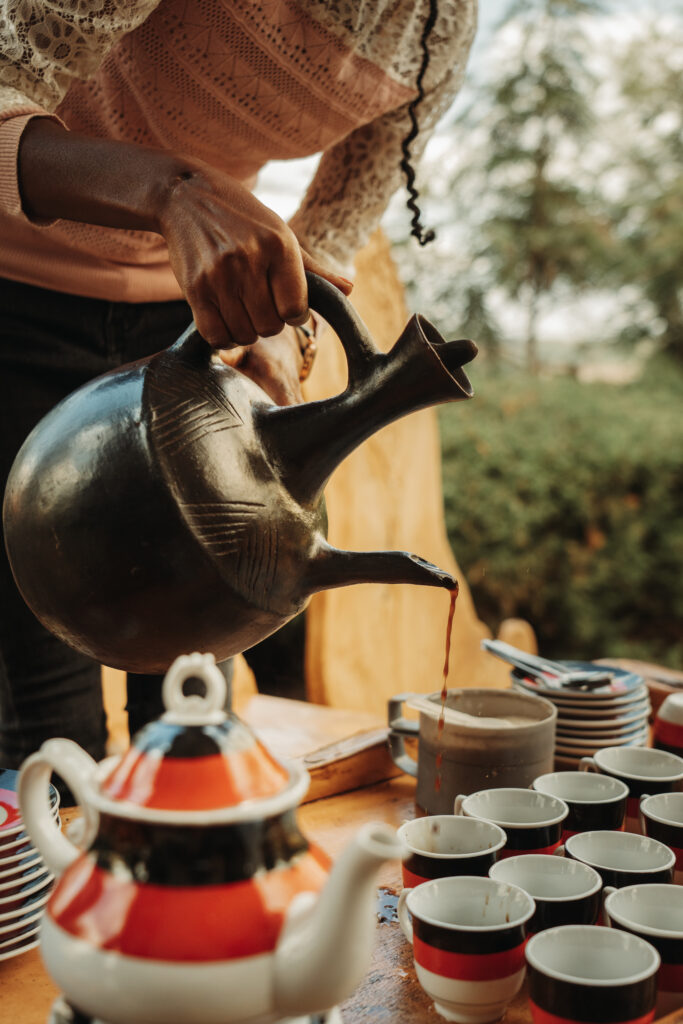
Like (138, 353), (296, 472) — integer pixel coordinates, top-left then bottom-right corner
(435, 584), (459, 793)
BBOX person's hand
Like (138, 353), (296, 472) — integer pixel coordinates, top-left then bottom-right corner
(158, 163), (351, 349)
(218, 326), (304, 406)
(17, 121), (349, 352)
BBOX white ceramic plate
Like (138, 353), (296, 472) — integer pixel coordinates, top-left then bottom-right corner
(555, 706), (650, 729)
(0, 920), (39, 950)
(0, 849), (42, 877)
(554, 729), (649, 755)
(0, 935), (40, 960)
(0, 903), (44, 937)
(511, 664), (646, 701)
(513, 678), (649, 707)
(0, 881), (52, 921)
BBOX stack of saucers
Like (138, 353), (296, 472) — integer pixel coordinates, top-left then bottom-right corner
(0, 767), (59, 961)
(511, 663), (650, 769)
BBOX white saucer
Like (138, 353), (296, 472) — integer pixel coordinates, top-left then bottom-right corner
(0, 934), (40, 960)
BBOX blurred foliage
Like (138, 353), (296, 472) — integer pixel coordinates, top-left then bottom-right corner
(440, 358), (683, 666)
(389, 0), (682, 371)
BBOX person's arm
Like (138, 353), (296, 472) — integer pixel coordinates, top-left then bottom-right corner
(17, 120), (351, 348)
(1, 0), (351, 349)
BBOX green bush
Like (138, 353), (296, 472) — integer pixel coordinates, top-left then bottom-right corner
(440, 358), (683, 667)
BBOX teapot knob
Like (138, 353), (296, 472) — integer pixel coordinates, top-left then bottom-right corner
(161, 652), (228, 724)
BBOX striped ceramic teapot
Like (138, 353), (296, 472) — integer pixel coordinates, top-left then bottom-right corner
(19, 653), (404, 1024)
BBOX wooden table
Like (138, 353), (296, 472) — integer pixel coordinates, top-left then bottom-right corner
(4, 671), (683, 1024)
(0, 775), (533, 1024)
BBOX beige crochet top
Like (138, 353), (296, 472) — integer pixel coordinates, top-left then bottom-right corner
(0, 0), (476, 301)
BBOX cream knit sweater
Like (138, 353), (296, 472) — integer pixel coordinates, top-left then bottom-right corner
(0, 0), (476, 301)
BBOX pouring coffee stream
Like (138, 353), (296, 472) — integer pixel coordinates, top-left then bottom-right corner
(3, 272), (477, 673)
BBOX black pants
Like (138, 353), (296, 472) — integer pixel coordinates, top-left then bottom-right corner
(0, 276), (225, 774)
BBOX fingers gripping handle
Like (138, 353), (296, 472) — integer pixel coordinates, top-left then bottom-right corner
(305, 272), (380, 385)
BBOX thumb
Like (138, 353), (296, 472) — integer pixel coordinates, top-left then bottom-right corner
(300, 248), (354, 297)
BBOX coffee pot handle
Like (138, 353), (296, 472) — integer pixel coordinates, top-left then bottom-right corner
(18, 738), (100, 876)
(178, 271), (380, 383)
(305, 272), (380, 386)
(388, 694), (419, 778)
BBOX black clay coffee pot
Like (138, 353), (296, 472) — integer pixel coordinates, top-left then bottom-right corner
(3, 273), (477, 672)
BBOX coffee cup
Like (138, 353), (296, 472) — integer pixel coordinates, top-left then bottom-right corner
(455, 788), (568, 857)
(526, 925), (660, 1024)
(397, 815), (507, 887)
(603, 883), (683, 1016)
(533, 771), (628, 839)
(388, 688), (556, 815)
(557, 830), (675, 887)
(398, 875), (535, 1023)
(580, 747), (683, 833)
(640, 792), (683, 884)
(489, 854), (601, 933)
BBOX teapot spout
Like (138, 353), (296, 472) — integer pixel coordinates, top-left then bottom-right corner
(305, 540), (457, 595)
(256, 314), (477, 508)
(273, 823), (406, 1016)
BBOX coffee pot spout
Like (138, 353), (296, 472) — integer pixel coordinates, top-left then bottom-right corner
(304, 540), (457, 595)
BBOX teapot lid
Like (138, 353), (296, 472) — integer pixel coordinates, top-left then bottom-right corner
(100, 653), (290, 812)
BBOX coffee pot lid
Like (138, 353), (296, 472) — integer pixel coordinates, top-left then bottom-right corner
(100, 653), (290, 812)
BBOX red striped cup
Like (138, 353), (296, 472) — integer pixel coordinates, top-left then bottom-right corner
(398, 875), (534, 1023)
(526, 924), (660, 1024)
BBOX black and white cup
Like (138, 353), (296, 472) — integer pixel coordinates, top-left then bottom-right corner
(558, 830), (675, 888)
(489, 854), (602, 934)
(604, 883), (683, 1016)
(580, 747), (683, 833)
(526, 925), (660, 1024)
(455, 788), (568, 857)
(640, 792), (683, 884)
(533, 771), (628, 840)
(398, 815), (507, 888)
(398, 875), (535, 1023)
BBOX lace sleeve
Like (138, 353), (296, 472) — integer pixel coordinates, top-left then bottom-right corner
(289, 3), (476, 272)
(0, 0), (162, 116)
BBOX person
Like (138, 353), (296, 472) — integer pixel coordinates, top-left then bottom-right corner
(0, 0), (477, 770)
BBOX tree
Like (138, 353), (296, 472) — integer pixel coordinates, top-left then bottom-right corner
(605, 27), (683, 363)
(390, 0), (619, 373)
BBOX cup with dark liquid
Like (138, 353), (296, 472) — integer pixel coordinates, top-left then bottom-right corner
(455, 788), (568, 857)
(398, 815), (507, 887)
(388, 688), (556, 815)
(532, 771), (628, 839)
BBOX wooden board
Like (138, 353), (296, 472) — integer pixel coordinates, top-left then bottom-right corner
(241, 694), (401, 802)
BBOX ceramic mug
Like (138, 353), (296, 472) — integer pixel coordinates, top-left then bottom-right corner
(489, 854), (602, 934)
(388, 688), (556, 815)
(526, 925), (660, 1024)
(397, 815), (507, 887)
(532, 771), (628, 839)
(653, 693), (683, 757)
(580, 747), (683, 833)
(639, 792), (683, 884)
(398, 875), (535, 1023)
(604, 883), (683, 1016)
(454, 788), (568, 857)
(557, 830), (675, 888)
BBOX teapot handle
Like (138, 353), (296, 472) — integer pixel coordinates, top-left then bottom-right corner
(177, 272), (381, 385)
(18, 738), (100, 876)
(305, 272), (381, 385)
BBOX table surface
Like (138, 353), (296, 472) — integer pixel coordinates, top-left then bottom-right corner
(4, 730), (683, 1024)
